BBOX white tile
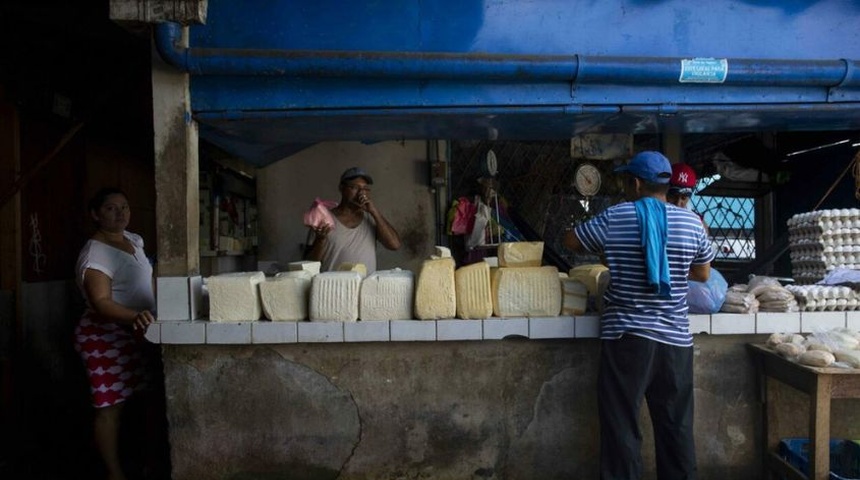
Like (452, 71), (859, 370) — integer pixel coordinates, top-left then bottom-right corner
(529, 317), (575, 339)
(345, 321), (390, 342)
(144, 322), (161, 343)
(755, 312), (801, 334)
(391, 320), (436, 341)
(160, 321), (206, 344)
(207, 322), (252, 344)
(574, 315), (600, 338)
(689, 315), (711, 335)
(801, 311), (846, 333)
(436, 319), (482, 341)
(252, 321), (298, 344)
(298, 321), (344, 343)
(847, 311), (860, 331)
(156, 277), (190, 320)
(711, 313), (756, 334)
(189, 275), (203, 320)
(483, 318), (528, 340)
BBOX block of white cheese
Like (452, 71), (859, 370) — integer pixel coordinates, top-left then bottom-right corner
(483, 256), (499, 267)
(455, 262), (493, 319)
(414, 257), (456, 320)
(498, 242), (544, 267)
(309, 271), (362, 322)
(433, 245), (452, 258)
(287, 260), (321, 276)
(259, 271), (312, 321)
(492, 266), (561, 317)
(359, 269), (414, 321)
(560, 278), (588, 316)
(336, 262), (367, 278)
(206, 271), (265, 322)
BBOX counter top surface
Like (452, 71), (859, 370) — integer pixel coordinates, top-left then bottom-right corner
(146, 311), (860, 345)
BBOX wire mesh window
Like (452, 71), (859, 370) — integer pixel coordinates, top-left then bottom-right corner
(691, 176), (757, 260)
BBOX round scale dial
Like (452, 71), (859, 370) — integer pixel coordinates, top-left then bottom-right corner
(574, 163), (602, 197)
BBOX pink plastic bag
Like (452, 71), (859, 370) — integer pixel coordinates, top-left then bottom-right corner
(303, 198), (337, 229)
(450, 197), (477, 235)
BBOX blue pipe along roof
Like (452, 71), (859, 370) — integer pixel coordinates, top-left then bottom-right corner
(154, 0), (860, 166)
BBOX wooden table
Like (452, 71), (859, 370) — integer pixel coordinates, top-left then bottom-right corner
(748, 343), (860, 480)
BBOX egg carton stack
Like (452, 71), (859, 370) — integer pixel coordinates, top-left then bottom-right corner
(784, 284), (860, 312)
(787, 208), (860, 285)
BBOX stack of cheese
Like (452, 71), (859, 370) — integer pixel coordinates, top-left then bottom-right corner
(491, 242), (561, 317)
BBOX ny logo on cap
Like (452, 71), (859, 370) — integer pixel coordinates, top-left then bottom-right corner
(677, 172), (691, 185)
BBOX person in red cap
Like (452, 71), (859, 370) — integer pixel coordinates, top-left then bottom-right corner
(668, 163), (709, 232)
(667, 163), (697, 209)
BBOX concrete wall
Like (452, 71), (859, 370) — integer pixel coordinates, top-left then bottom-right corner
(257, 141), (438, 275)
(160, 334), (860, 480)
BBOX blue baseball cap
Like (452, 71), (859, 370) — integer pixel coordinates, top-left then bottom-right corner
(614, 151), (672, 184)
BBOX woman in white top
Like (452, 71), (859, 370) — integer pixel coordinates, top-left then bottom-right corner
(73, 187), (160, 480)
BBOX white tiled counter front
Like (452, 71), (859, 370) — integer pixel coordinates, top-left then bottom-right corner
(145, 311), (860, 345)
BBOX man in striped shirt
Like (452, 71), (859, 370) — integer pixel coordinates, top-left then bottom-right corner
(564, 151), (715, 480)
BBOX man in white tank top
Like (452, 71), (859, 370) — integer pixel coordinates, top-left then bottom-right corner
(306, 167), (401, 274)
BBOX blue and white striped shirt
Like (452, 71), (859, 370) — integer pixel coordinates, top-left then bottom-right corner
(575, 202), (716, 347)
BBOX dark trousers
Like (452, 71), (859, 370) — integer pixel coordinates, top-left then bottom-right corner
(598, 335), (696, 480)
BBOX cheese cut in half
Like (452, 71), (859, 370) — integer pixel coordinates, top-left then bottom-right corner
(455, 262), (492, 319)
(336, 262), (367, 278)
(414, 257), (456, 320)
(309, 271), (362, 322)
(492, 266), (561, 317)
(498, 242), (544, 267)
(207, 271), (265, 322)
(359, 269), (414, 321)
(287, 260), (321, 276)
(259, 271), (313, 321)
(560, 278), (588, 316)
(569, 264), (611, 313)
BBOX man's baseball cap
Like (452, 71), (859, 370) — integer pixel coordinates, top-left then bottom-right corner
(340, 167), (374, 185)
(614, 151), (672, 184)
(670, 163), (698, 189)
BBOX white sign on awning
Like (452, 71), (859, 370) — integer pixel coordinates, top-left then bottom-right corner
(679, 58), (728, 83)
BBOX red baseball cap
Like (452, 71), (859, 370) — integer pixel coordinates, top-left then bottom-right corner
(670, 163), (697, 188)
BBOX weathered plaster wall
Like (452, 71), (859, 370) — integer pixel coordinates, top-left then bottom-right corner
(161, 334), (855, 480)
(257, 141), (437, 275)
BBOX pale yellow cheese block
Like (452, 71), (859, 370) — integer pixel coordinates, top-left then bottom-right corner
(206, 271), (265, 322)
(498, 241), (544, 267)
(335, 262), (367, 278)
(309, 271), (362, 322)
(434, 245), (452, 258)
(560, 278), (588, 316)
(359, 269), (414, 321)
(492, 266), (561, 317)
(259, 273), (312, 321)
(569, 264), (610, 313)
(414, 257), (456, 320)
(287, 260), (321, 276)
(455, 262), (492, 319)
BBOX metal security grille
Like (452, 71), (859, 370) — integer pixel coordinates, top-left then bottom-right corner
(691, 179), (757, 260)
(450, 140), (758, 268)
(450, 140), (617, 267)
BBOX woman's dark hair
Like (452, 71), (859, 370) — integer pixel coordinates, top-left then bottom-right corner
(88, 187), (127, 213)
